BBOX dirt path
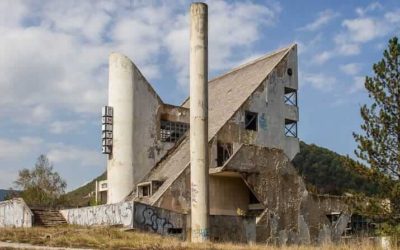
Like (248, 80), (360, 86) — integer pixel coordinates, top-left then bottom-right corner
(0, 241), (93, 250)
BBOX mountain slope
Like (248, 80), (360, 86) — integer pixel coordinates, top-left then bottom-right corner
(292, 141), (379, 196)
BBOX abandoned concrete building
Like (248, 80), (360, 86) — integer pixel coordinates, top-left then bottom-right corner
(85, 41), (354, 244)
(65, 3), (353, 244)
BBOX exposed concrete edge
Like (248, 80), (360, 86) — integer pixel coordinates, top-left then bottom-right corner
(0, 198), (33, 216)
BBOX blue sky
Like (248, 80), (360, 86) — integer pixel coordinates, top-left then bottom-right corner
(0, 0), (399, 190)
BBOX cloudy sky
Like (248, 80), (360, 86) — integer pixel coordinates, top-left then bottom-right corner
(0, 0), (399, 190)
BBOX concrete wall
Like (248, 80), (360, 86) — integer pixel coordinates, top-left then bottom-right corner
(210, 215), (256, 243)
(60, 201), (134, 227)
(107, 53), (186, 203)
(154, 170), (253, 217)
(209, 176), (249, 216)
(213, 46), (299, 162)
(133, 202), (186, 238)
(61, 201), (185, 238)
(0, 198), (32, 228)
(222, 145), (351, 244)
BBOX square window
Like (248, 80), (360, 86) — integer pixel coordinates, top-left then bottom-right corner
(245, 111), (258, 131)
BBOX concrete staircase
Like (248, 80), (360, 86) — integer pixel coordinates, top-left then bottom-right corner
(31, 209), (67, 227)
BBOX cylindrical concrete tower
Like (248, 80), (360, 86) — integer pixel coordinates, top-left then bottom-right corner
(189, 2), (209, 242)
(107, 53), (135, 204)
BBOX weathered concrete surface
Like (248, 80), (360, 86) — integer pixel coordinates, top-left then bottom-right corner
(221, 145), (350, 244)
(189, 2), (209, 242)
(61, 202), (185, 238)
(133, 202), (186, 239)
(213, 46), (299, 162)
(210, 215), (256, 243)
(0, 198), (32, 228)
(60, 201), (134, 227)
(107, 53), (180, 204)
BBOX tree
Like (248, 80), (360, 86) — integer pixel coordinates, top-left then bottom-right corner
(353, 37), (400, 213)
(15, 154), (67, 207)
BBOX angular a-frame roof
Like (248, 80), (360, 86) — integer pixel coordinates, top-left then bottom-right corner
(136, 44), (295, 205)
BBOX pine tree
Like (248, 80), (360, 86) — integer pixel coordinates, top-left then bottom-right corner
(353, 37), (400, 213)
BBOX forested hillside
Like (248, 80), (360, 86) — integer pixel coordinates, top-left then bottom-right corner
(292, 141), (379, 196)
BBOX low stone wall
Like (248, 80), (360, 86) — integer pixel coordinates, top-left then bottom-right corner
(60, 201), (134, 227)
(0, 198), (33, 228)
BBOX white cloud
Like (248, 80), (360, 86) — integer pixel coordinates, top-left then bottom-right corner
(302, 73), (336, 91)
(47, 143), (103, 167)
(340, 63), (361, 75)
(0, 137), (44, 160)
(49, 120), (86, 134)
(299, 10), (339, 31)
(385, 9), (400, 24)
(342, 18), (386, 43)
(164, 0), (281, 86)
(349, 76), (366, 93)
(355, 2), (383, 16)
(312, 51), (334, 64)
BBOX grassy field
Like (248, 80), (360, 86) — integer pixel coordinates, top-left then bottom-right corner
(0, 226), (390, 250)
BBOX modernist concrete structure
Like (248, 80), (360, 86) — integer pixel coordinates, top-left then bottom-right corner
(95, 2), (351, 244)
(96, 41), (354, 243)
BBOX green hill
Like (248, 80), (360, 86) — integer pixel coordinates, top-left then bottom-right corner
(292, 141), (379, 196)
(62, 172), (106, 207)
(64, 142), (378, 205)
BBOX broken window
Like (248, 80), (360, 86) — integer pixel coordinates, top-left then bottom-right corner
(217, 142), (233, 166)
(160, 120), (189, 143)
(285, 119), (297, 137)
(137, 183), (151, 197)
(245, 111), (258, 131)
(284, 87), (297, 106)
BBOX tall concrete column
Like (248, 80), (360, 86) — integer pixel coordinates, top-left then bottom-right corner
(189, 2), (209, 242)
(107, 53), (135, 204)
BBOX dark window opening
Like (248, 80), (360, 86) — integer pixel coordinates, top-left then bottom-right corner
(160, 120), (189, 143)
(245, 111), (258, 131)
(249, 191), (259, 205)
(142, 185), (150, 197)
(168, 228), (183, 234)
(285, 119), (297, 137)
(284, 87), (297, 106)
(326, 213), (341, 225)
(287, 68), (293, 76)
(138, 184), (151, 197)
(217, 142), (233, 166)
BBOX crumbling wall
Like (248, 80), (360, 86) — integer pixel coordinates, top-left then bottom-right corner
(0, 198), (32, 228)
(210, 215), (256, 243)
(222, 145), (350, 244)
(153, 168), (191, 214)
(60, 201), (134, 227)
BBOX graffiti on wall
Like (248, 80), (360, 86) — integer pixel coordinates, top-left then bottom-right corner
(0, 198), (32, 228)
(134, 203), (184, 235)
(60, 201), (133, 227)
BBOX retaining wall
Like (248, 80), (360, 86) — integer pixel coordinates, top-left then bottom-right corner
(0, 198), (33, 227)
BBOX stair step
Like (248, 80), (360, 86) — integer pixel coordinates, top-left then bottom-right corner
(31, 209), (68, 227)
